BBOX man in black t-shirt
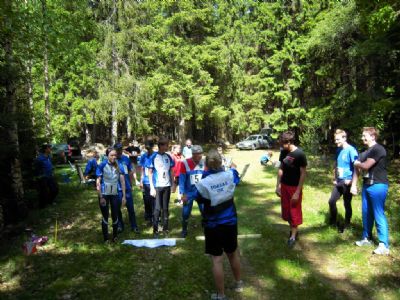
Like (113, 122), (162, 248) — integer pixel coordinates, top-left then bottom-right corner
(354, 127), (390, 255)
(275, 131), (307, 248)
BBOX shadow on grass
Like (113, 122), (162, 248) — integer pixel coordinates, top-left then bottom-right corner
(1, 162), (399, 299)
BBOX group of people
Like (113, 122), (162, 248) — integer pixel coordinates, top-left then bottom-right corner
(275, 127), (390, 256)
(34, 125), (390, 300)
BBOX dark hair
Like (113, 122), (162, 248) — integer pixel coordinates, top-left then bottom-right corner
(105, 147), (120, 173)
(279, 131), (295, 145)
(145, 139), (154, 149)
(158, 136), (169, 146)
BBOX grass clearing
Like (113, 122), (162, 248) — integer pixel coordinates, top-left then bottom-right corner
(1, 149), (399, 299)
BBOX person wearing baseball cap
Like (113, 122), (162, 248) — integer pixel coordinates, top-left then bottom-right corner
(179, 144), (205, 237)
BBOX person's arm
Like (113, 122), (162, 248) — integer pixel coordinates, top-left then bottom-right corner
(96, 177), (106, 205)
(354, 158), (376, 171)
(350, 167), (359, 195)
(140, 166), (145, 189)
(149, 168), (156, 197)
(291, 166), (306, 203)
(120, 174), (126, 206)
(275, 167), (283, 197)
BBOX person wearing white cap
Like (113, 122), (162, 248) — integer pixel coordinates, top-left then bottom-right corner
(179, 145), (205, 237)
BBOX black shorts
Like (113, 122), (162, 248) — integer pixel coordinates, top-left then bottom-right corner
(204, 224), (238, 256)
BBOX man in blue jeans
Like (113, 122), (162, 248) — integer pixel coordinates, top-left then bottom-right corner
(114, 143), (139, 234)
(354, 127), (390, 255)
(179, 145), (205, 237)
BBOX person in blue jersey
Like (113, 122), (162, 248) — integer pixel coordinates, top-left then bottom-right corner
(140, 139), (156, 226)
(179, 145), (205, 238)
(34, 144), (59, 208)
(96, 148), (126, 243)
(354, 127), (390, 255)
(84, 150), (100, 180)
(148, 137), (175, 237)
(114, 143), (139, 234)
(328, 129), (358, 232)
(260, 151), (273, 166)
(195, 149), (243, 300)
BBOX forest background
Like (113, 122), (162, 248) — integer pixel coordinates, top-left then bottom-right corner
(0, 0), (399, 228)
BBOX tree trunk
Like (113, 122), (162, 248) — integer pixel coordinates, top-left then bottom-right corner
(4, 0), (27, 222)
(26, 61), (35, 127)
(41, 0), (51, 138)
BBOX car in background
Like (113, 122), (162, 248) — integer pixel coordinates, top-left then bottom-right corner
(236, 134), (272, 150)
(51, 141), (82, 164)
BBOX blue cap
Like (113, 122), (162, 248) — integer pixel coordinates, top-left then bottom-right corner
(113, 143), (123, 150)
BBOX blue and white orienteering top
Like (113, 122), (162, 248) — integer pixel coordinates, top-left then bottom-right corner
(117, 155), (132, 191)
(179, 158), (205, 200)
(195, 168), (240, 228)
(96, 161), (124, 196)
(140, 151), (154, 185)
(149, 152), (175, 188)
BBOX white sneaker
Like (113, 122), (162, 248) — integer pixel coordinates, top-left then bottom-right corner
(210, 293), (227, 300)
(373, 243), (390, 255)
(234, 280), (244, 292)
(355, 238), (372, 247)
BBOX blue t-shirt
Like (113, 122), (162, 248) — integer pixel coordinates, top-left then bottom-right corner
(84, 158), (98, 177)
(196, 168), (240, 228)
(140, 152), (155, 185)
(336, 145), (358, 180)
(96, 161), (125, 195)
(117, 155), (132, 190)
(148, 152), (175, 187)
(35, 154), (54, 178)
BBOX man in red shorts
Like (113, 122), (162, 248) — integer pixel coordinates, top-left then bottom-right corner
(275, 131), (307, 248)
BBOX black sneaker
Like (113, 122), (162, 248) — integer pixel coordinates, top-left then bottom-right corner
(181, 230), (187, 238)
(153, 232), (159, 239)
(117, 227), (124, 233)
(132, 227), (140, 234)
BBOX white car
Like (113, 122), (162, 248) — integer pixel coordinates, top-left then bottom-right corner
(236, 135), (271, 150)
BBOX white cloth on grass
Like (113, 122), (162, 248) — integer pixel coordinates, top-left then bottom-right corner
(122, 239), (176, 248)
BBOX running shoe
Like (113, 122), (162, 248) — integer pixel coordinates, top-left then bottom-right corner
(181, 230), (187, 238)
(287, 237), (296, 248)
(355, 238), (372, 247)
(210, 293), (227, 300)
(234, 280), (244, 292)
(132, 227), (140, 234)
(373, 243), (390, 255)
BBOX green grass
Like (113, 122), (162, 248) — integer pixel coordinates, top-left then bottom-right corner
(1, 150), (399, 299)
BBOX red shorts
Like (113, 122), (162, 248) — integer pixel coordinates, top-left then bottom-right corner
(281, 183), (303, 226)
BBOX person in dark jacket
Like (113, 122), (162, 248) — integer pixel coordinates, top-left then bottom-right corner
(34, 144), (59, 208)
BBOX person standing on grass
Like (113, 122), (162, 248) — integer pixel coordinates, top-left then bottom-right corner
(124, 140), (141, 186)
(275, 131), (307, 248)
(182, 138), (193, 159)
(179, 145), (205, 238)
(148, 137), (175, 237)
(33, 143), (59, 208)
(140, 140), (156, 226)
(354, 127), (390, 255)
(328, 129), (358, 232)
(195, 149), (242, 300)
(84, 150), (100, 181)
(170, 144), (183, 205)
(96, 148), (126, 243)
(217, 143), (233, 171)
(114, 143), (139, 234)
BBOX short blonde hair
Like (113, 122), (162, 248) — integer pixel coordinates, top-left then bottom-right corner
(206, 149), (222, 171)
(335, 129), (347, 138)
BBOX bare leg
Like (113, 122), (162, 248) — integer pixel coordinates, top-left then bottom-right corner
(211, 255), (225, 296)
(226, 249), (241, 281)
(290, 225), (298, 239)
